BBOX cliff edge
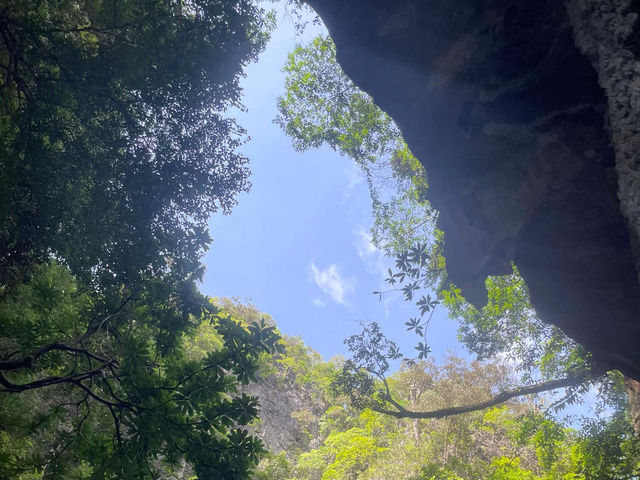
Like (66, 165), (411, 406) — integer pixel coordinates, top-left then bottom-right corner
(306, 0), (640, 379)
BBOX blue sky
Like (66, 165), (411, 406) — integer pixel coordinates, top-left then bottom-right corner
(201, 6), (464, 363)
(199, 5), (603, 422)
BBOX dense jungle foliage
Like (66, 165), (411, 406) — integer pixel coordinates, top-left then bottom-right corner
(1, 0), (639, 479)
(253, 329), (640, 480)
(0, 0), (279, 478)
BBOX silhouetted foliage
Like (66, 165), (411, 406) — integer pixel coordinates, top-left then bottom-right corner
(0, 0), (272, 290)
(0, 0), (278, 477)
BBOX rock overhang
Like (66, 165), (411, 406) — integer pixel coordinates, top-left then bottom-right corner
(306, 0), (640, 379)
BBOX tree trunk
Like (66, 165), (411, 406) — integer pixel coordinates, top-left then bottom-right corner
(624, 376), (640, 435)
(409, 384), (420, 441)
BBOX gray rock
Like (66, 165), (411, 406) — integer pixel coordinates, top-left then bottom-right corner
(307, 0), (640, 378)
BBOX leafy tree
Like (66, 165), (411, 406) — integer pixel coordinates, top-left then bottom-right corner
(578, 411), (640, 479)
(253, 451), (295, 480)
(0, 0), (273, 289)
(257, 345), (633, 480)
(333, 267), (592, 423)
(0, 263), (282, 479)
(0, 0), (280, 477)
(275, 35), (434, 254)
(295, 411), (390, 480)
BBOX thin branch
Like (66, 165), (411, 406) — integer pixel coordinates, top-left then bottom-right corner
(161, 343), (257, 391)
(374, 372), (406, 413)
(68, 378), (137, 412)
(107, 403), (124, 448)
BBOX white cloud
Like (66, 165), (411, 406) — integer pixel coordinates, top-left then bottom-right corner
(343, 163), (364, 197)
(310, 263), (353, 306)
(353, 227), (387, 279)
(353, 227), (397, 317)
(312, 298), (325, 308)
(354, 227), (376, 257)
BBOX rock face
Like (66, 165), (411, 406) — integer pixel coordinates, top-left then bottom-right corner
(306, 0), (640, 379)
(243, 370), (325, 453)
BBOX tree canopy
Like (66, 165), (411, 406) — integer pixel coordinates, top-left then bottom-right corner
(0, 0), (272, 290)
(252, 340), (640, 480)
(0, 1), (280, 478)
(275, 34), (434, 255)
(0, 268), (281, 478)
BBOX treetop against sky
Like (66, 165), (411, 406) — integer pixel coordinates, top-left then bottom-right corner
(201, 4), (607, 424)
(202, 5), (462, 364)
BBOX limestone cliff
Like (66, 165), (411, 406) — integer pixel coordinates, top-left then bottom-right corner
(243, 369), (326, 453)
(305, 0), (640, 379)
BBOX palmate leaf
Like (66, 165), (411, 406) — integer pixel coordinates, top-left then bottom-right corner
(415, 342), (431, 360)
(408, 243), (430, 267)
(405, 317), (420, 331)
(398, 251), (408, 265)
(416, 295), (431, 316)
(401, 281), (419, 301)
(385, 267), (397, 286)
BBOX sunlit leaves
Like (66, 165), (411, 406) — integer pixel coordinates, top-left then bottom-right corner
(277, 351), (628, 480)
(0, 264), (280, 479)
(441, 266), (594, 388)
(276, 34), (434, 255)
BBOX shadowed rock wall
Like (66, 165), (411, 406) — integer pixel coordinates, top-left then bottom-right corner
(306, 0), (640, 379)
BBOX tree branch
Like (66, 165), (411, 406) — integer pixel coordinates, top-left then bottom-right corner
(0, 365), (112, 392)
(371, 375), (584, 419)
(0, 298), (130, 371)
(0, 343), (113, 371)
